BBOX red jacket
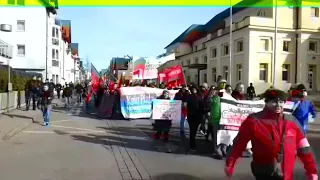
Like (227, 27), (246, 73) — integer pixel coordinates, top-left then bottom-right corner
(226, 110), (317, 180)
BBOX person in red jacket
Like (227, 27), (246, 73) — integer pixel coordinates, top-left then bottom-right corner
(225, 89), (317, 180)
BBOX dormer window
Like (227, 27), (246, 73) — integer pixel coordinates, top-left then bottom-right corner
(258, 10), (266, 17)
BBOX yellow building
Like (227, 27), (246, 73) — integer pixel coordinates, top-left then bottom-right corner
(165, 3), (320, 94)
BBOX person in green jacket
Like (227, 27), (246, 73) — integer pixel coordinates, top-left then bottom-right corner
(208, 79), (227, 159)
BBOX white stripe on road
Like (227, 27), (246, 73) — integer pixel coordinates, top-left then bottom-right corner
(50, 120), (71, 123)
(22, 130), (105, 134)
(49, 124), (105, 133)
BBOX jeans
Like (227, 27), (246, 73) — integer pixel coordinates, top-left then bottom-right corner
(180, 114), (186, 136)
(77, 93), (82, 102)
(65, 97), (70, 106)
(42, 105), (51, 123)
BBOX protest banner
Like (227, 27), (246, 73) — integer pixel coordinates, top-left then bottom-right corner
(120, 87), (178, 119)
(217, 93), (294, 146)
(151, 99), (181, 122)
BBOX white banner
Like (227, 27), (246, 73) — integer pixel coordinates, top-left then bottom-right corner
(152, 99), (181, 122)
(217, 93), (295, 146)
(120, 87), (178, 119)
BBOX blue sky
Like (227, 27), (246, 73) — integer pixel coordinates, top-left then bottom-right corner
(58, 7), (226, 71)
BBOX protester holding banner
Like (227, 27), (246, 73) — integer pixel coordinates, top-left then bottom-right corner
(225, 89), (317, 180)
(231, 83), (252, 157)
(152, 90), (172, 152)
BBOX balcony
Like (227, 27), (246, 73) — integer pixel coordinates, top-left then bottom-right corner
(0, 39), (13, 59)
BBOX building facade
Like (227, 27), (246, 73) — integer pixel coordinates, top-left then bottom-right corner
(0, 5), (79, 84)
(165, 4), (320, 94)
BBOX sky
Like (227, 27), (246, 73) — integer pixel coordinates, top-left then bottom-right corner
(58, 7), (227, 71)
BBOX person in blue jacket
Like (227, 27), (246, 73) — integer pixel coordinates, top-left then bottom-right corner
(291, 84), (316, 134)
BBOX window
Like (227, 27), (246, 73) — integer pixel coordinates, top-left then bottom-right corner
(222, 44), (229, 56)
(311, 7), (319, 17)
(212, 68), (217, 82)
(259, 63), (268, 81)
(236, 40), (243, 53)
(17, 44), (25, 56)
(181, 60), (184, 66)
(282, 64), (290, 82)
(308, 41), (317, 53)
(56, 49), (59, 59)
(236, 64), (242, 81)
(56, 75), (59, 84)
(223, 66), (228, 80)
(52, 27), (55, 37)
(187, 76), (191, 84)
(211, 48), (217, 58)
(194, 45), (198, 52)
(202, 43), (206, 49)
(260, 39), (269, 51)
(55, 28), (59, 38)
(52, 60), (59, 67)
(308, 65), (315, 89)
(283, 41), (290, 52)
(17, 20), (25, 31)
(187, 59), (191, 65)
(258, 10), (266, 17)
(52, 49), (55, 59)
(194, 58), (199, 64)
(203, 73), (207, 83)
(203, 55), (207, 64)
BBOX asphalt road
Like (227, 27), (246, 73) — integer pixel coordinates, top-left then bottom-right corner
(0, 99), (318, 180)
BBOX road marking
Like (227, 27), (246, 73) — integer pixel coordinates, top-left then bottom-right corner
(49, 124), (105, 133)
(22, 130), (105, 134)
(51, 120), (71, 123)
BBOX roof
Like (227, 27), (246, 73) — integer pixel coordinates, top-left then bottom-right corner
(164, 0), (263, 49)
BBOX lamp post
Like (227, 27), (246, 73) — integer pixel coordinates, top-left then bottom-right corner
(272, 0), (278, 86)
(229, 0), (233, 85)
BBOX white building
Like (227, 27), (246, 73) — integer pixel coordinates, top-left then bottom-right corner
(0, 6), (79, 84)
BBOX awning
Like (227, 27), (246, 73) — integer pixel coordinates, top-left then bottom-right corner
(184, 63), (207, 70)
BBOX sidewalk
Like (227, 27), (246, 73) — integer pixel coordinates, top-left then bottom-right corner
(0, 108), (41, 142)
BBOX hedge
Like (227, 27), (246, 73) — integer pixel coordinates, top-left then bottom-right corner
(0, 68), (41, 93)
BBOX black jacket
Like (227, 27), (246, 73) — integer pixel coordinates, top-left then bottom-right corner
(186, 94), (202, 119)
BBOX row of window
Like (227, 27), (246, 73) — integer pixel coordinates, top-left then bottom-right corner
(208, 38), (320, 59)
(210, 63), (291, 83)
(183, 55), (208, 66)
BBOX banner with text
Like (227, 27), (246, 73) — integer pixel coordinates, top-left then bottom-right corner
(152, 99), (181, 122)
(217, 93), (295, 146)
(120, 87), (179, 119)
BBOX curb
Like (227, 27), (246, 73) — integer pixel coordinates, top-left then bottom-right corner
(1, 116), (38, 141)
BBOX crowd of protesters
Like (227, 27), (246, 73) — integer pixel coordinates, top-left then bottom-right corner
(24, 76), (87, 126)
(84, 76), (318, 179)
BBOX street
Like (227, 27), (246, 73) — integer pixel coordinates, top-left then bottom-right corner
(0, 99), (318, 180)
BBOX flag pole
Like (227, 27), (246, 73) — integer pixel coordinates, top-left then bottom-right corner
(229, 0), (233, 85)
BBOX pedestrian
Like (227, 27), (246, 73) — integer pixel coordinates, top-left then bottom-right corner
(174, 86), (188, 138)
(210, 79), (227, 159)
(246, 83), (256, 100)
(204, 86), (215, 141)
(152, 90), (172, 153)
(55, 83), (62, 99)
(63, 84), (72, 107)
(225, 89), (318, 180)
(40, 84), (52, 126)
(291, 84), (316, 134)
(185, 86), (202, 152)
(75, 82), (83, 103)
(199, 85), (209, 135)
